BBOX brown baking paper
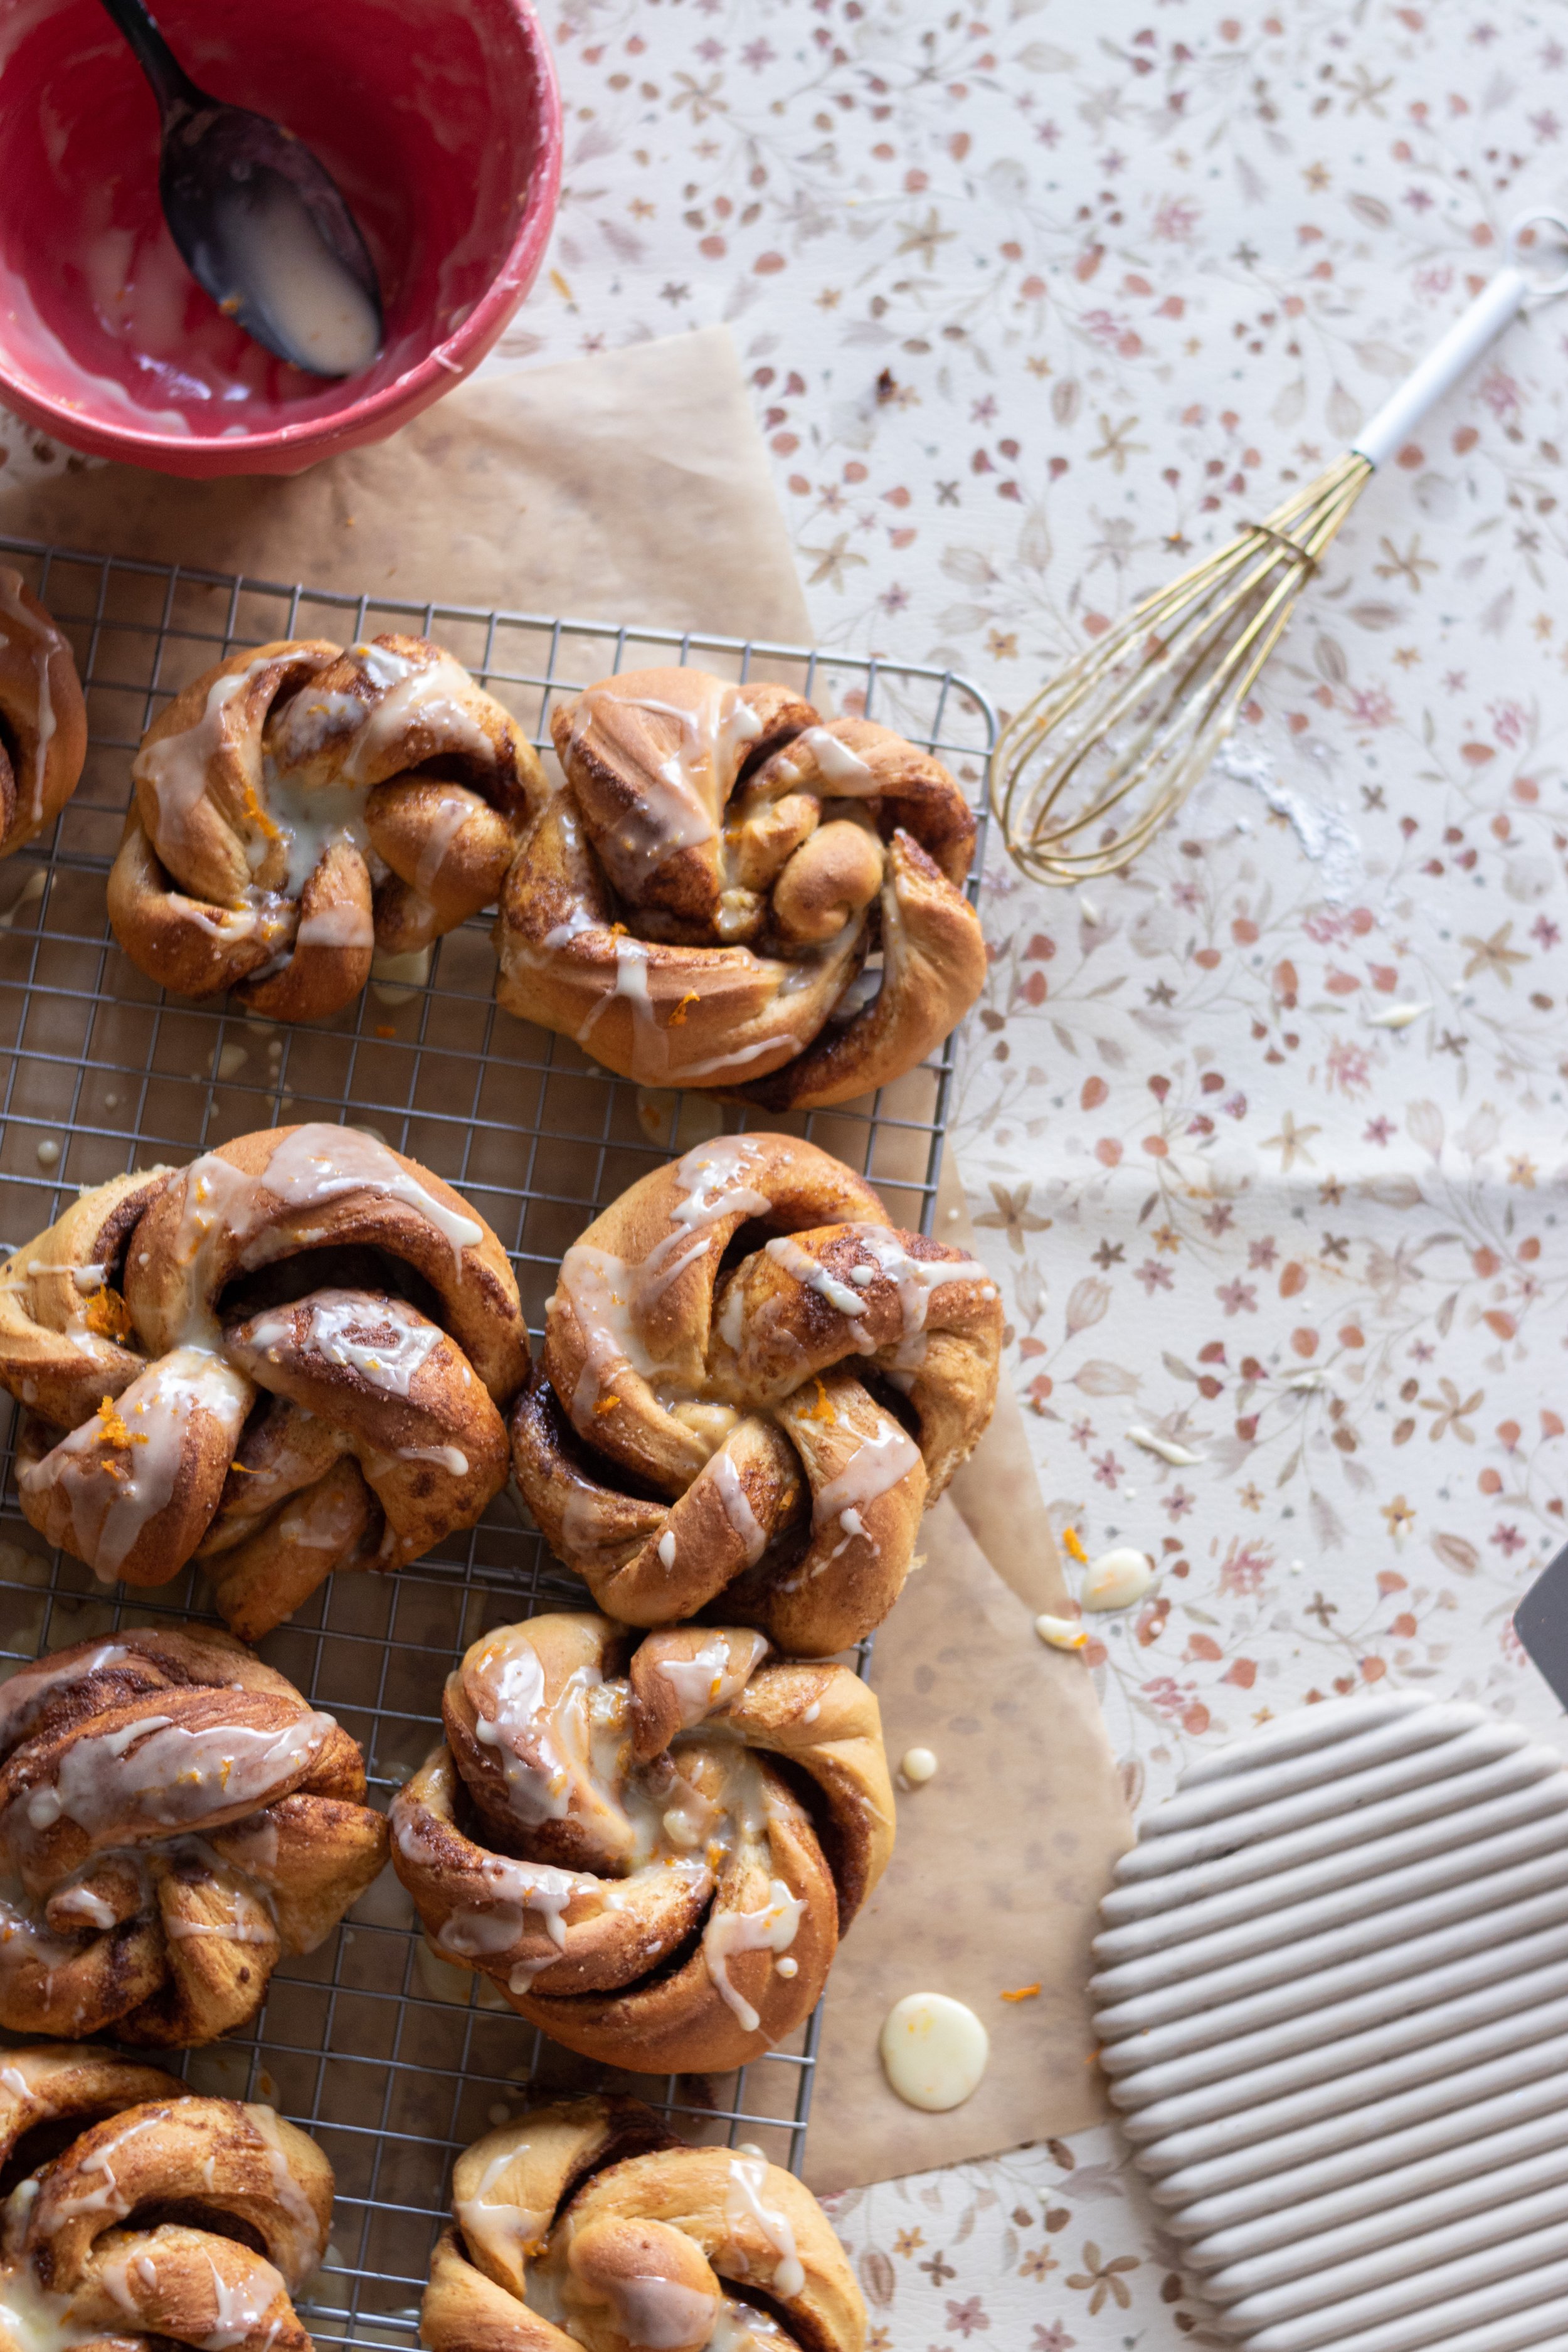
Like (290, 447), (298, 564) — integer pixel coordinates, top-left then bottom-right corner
(803, 1153), (1133, 2193)
(0, 326), (812, 643)
(0, 326), (1132, 2191)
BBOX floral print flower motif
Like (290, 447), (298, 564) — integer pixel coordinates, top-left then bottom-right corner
(973, 1182), (1053, 1256)
(945, 2296), (991, 2337)
(13, 2), (1568, 2344)
(1065, 2244), (1140, 2315)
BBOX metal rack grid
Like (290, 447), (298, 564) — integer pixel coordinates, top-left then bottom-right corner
(0, 532), (996, 2350)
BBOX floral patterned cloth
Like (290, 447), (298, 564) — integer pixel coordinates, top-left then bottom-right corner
(8, 1), (1568, 2341)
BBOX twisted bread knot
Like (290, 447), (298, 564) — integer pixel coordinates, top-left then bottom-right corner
(424, 2095), (865, 2352)
(391, 1612), (893, 2075)
(511, 1134), (1001, 1654)
(0, 2047), (332, 2352)
(0, 1627), (386, 2045)
(107, 634), (546, 1020)
(0, 1122), (527, 1640)
(0, 569), (86, 859)
(494, 665), (987, 1106)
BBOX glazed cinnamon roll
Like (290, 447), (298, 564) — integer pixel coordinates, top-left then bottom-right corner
(495, 664), (986, 1106)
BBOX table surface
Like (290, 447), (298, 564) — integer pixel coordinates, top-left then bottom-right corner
(8, 3), (1568, 2346)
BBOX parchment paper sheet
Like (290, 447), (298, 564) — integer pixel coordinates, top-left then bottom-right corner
(0, 326), (1131, 2189)
(0, 327), (812, 643)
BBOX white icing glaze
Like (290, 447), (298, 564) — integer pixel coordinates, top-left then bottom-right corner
(340, 651), (497, 785)
(1081, 1547), (1155, 1611)
(763, 1234), (874, 1340)
(576, 933), (665, 1079)
(134, 657), (282, 862)
(879, 1990), (990, 2112)
(656, 1528), (679, 1571)
(571, 680), (761, 879)
(13, 1706), (331, 1848)
(0, 1643), (134, 1751)
(465, 1641), (601, 1830)
(702, 1878), (804, 2033)
(414, 792), (477, 896)
(560, 1142), (768, 1419)
(259, 771), (371, 898)
(558, 1244), (650, 1422)
(243, 1291), (444, 1400)
(708, 1451), (766, 1565)
(600, 2272), (719, 2351)
(259, 1125), (482, 1270)
(194, 2243), (288, 2348)
(722, 2155), (805, 2301)
(44, 2106), (165, 2225)
(218, 171), (381, 377)
(542, 906), (600, 951)
(455, 2148), (549, 2277)
(436, 1849), (585, 1961)
(844, 1224), (990, 1368)
(246, 2106), (327, 2270)
(667, 1035), (802, 1083)
(810, 1417), (923, 1532)
(792, 725), (876, 791)
(0, 2253), (95, 2352)
(716, 1283), (746, 1355)
(294, 901), (375, 950)
(0, 570), (64, 828)
(400, 1443), (469, 1475)
(658, 1646), (738, 1722)
(16, 1347), (253, 1574)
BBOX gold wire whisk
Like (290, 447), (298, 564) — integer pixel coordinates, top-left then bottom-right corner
(990, 211), (1568, 887)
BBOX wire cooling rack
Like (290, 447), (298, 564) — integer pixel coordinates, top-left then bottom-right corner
(0, 532), (995, 2348)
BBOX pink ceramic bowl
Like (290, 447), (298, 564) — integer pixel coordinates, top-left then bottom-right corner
(0, 0), (561, 476)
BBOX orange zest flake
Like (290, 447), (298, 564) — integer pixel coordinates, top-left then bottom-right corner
(595, 1394), (622, 1415)
(1061, 1525), (1088, 1563)
(85, 1286), (133, 1342)
(94, 1396), (142, 1451)
(668, 990), (701, 1028)
(238, 777), (282, 844)
(228, 1461), (258, 1475)
(1000, 1983), (1042, 2003)
(375, 1025), (397, 1039)
(608, 921), (628, 939)
(805, 1377), (836, 1424)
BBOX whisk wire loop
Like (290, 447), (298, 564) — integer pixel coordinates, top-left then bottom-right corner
(991, 453), (1372, 884)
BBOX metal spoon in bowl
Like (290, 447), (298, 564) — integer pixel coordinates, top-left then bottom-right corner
(97, 0), (384, 379)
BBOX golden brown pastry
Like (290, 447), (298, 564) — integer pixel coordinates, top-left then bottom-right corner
(0, 1122), (527, 1638)
(107, 633), (546, 1020)
(510, 1133), (1000, 1654)
(0, 2045), (332, 2349)
(423, 2097), (866, 2352)
(494, 664), (986, 1106)
(391, 1613), (893, 2075)
(0, 1626), (386, 2044)
(0, 566), (87, 857)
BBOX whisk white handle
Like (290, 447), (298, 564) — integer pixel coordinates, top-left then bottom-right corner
(1350, 266), (1528, 467)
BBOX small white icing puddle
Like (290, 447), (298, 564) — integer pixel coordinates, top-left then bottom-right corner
(879, 1991), (989, 2111)
(900, 1745), (938, 1786)
(1035, 1613), (1088, 1651)
(1081, 1547), (1155, 1612)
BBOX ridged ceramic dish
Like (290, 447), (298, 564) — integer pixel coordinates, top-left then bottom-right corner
(1093, 1690), (1568, 2352)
